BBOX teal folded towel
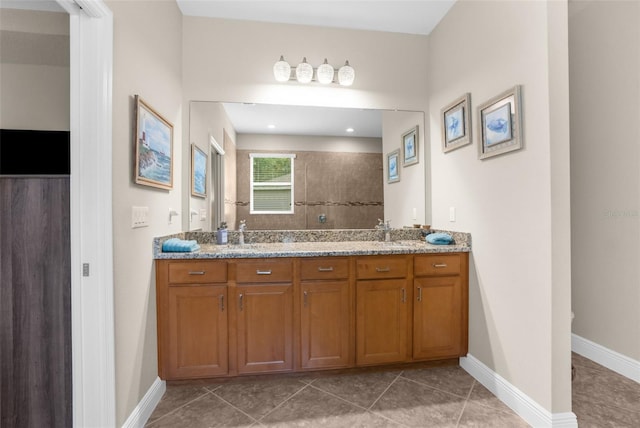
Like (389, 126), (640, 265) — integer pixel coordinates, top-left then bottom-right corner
(162, 238), (200, 252)
(426, 232), (454, 245)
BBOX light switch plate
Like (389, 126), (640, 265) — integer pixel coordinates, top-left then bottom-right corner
(449, 206), (456, 222)
(132, 206), (149, 228)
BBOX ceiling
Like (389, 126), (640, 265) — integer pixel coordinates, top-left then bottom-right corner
(177, 0), (456, 36)
(222, 103), (383, 138)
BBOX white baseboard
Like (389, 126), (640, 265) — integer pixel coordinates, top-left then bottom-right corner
(572, 334), (640, 384)
(460, 354), (577, 428)
(121, 377), (166, 428)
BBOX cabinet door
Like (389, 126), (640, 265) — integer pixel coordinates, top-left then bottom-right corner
(236, 284), (293, 374)
(356, 279), (409, 365)
(301, 281), (350, 369)
(413, 276), (463, 360)
(167, 285), (228, 379)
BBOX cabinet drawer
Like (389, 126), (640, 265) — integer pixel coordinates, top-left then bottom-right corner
(236, 259), (293, 283)
(356, 256), (408, 279)
(168, 261), (227, 284)
(300, 258), (349, 281)
(414, 254), (461, 277)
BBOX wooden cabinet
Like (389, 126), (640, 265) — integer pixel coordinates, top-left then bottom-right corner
(156, 252), (468, 381)
(356, 256), (411, 366)
(156, 260), (228, 379)
(167, 285), (228, 378)
(235, 259), (294, 374)
(299, 258), (351, 369)
(413, 253), (468, 360)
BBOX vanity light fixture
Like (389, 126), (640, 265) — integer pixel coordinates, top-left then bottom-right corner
(273, 55), (355, 86)
(273, 56), (291, 82)
(295, 57), (314, 84)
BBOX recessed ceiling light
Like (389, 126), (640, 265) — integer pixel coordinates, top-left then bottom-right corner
(267, 124), (276, 129)
(346, 128), (355, 133)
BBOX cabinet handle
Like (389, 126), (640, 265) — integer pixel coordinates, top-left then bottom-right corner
(317, 267), (334, 272)
(256, 269), (272, 275)
(417, 287), (422, 302)
(188, 271), (205, 275)
(432, 263), (448, 268)
(219, 295), (225, 311)
(303, 290), (308, 307)
(375, 267), (391, 272)
(401, 288), (406, 303)
(238, 293), (244, 311)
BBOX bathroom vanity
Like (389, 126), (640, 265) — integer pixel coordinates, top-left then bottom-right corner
(154, 230), (470, 381)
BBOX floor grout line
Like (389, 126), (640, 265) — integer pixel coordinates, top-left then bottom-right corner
(144, 390), (211, 427)
(210, 389), (262, 425)
(398, 373), (472, 400)
(253, 382), (311, 424)
(454, 379), (476, 427)
(366, 370), (404, 411)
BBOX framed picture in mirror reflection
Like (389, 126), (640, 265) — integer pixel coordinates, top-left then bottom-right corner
(402, 126), (419, 167)
(191, 143), (207, 198)
(387, 149), (400, 183)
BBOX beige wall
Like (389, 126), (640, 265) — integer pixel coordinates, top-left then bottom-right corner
(236, 135), (383, 229)
(382, 110), (427, 228)
(428, 0), (572, 413)
(0, 9), (69, 130)
(107, 0), (183, 425)
(181, 16), (430, 226)
(187, 101), (238, 231)
(569, 0), (640, 361)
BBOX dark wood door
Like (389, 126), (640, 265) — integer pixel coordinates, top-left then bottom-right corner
(0, 178), (71, 428)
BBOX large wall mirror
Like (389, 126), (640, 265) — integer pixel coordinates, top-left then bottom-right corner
(187, 101), (424, 231)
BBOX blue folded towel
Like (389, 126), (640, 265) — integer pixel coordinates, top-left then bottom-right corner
(162, 238), (200, 252)
(426, 232), (454, 245)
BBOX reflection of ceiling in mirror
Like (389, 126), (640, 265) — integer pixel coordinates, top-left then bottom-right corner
(222, 103), (383, 138)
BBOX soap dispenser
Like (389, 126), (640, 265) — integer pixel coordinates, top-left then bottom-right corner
(216, 221), (228, 245)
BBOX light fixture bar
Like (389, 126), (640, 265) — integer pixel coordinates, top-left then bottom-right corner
(273, 56), (355, 86)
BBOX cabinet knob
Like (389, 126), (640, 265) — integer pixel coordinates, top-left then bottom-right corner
(219, 294), (225, 311)
(188, 271), (205, 275)
(417, 287), (422, 302)
(303, 290), (308, 307)
(432, 263), (447, 268)
(375, 267), (391, 273)
(401, 288), (406, 303)
(317, 267), (334, 272)
(239, 293), (244, 311)
(256, 269), (272, 275)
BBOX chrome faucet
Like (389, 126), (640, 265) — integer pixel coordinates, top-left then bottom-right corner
(238, 220), (247, 245)
(376, 219), (392, 242)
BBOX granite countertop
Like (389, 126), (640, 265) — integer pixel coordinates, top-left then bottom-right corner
(154, 229), (471, 260)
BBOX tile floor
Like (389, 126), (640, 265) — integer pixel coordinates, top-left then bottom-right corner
(146, 354), (640, 427)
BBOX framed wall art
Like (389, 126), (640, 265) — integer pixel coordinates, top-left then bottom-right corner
(402, 126), (419, 167)
(387, 149), (400, 183)
(477, 85), (523, 160)
(134, 95), (174, 189)
(441, 93), (471, 153)
(191, 144), (207, 198)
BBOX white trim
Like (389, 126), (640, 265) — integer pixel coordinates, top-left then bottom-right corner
(62, 0), (116, 426)
(122, 377), (166, 428)
(460, 354), (578, 428)
(572, 334), (640, 384)
(210, 134), (225, 155)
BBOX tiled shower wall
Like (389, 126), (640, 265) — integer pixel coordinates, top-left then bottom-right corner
(236, 150), (384, 230)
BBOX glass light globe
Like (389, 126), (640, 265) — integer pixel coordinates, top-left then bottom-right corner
(273, 55), (291, 82)
(295, 57), (313, 84)
(317, 58), (334, 84)
(338, 60), (355, 86)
